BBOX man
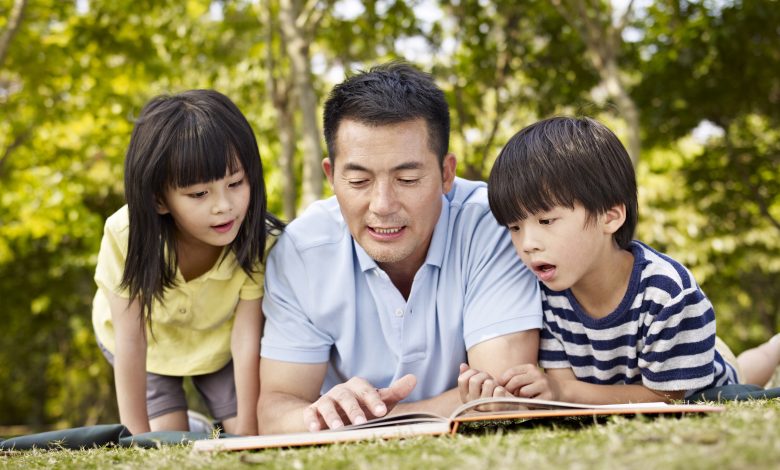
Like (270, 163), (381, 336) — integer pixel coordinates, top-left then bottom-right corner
(259, 62), (542, 434)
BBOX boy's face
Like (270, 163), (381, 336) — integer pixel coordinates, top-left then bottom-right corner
(507, 204), (620, 294)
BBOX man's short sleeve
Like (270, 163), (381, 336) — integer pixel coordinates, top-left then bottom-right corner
(260, 232), (333, 363)
(461, 208), (542, 350)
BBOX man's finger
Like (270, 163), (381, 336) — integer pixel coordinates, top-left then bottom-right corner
(378, 374), (416, 410)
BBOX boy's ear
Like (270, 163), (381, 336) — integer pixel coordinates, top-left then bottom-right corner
(602, 204), (626, 235)
(155, 197), (170, 215)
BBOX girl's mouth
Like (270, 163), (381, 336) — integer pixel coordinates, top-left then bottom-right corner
(212, 220), (235, 233)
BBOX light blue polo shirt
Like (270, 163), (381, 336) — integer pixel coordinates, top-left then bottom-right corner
(261, 177), (542, 402)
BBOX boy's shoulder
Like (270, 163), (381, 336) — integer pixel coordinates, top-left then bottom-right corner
(631, 240), (698, 292)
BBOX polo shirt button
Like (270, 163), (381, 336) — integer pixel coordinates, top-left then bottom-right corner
(179, 308), (187, 314)
(394, 308), (404, 317)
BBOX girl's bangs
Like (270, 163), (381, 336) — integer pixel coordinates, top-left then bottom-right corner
(165, 119), (241, 189)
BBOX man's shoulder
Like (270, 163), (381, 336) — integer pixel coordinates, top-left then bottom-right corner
(448, 177), (489, 209)
(279, 196), (349, 251)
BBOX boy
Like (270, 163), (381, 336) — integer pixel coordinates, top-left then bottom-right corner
(458, 116), (779, 404)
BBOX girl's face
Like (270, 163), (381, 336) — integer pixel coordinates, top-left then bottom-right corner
(157, 162), (251, 250)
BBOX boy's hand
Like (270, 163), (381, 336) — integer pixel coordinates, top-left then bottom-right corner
(457, 363), (512, 403)
(499, 364), (562, 401)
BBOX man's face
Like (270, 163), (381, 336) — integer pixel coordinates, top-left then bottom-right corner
(323, 118), (456, 277)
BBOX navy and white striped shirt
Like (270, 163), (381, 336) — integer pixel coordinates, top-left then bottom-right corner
(539, 241), (738, 396)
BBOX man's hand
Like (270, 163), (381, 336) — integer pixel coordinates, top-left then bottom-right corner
(499, 364), (562, 401)
(303, 374), (417, 431)
(457, 363), (512, 403)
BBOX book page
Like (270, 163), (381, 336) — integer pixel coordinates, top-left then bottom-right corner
(450, 397), (673, 418)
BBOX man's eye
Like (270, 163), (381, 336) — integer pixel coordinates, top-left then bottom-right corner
(398, 178), (419, 185)
(348, 180), (369, 187)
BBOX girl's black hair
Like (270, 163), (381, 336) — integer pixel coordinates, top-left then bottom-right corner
(488, 116), (637, 249)
(121, 89), (284, 329)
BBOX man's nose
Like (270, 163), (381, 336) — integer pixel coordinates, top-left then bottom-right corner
(368, 181), (400, 216)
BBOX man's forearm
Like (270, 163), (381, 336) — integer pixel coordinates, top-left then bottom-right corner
(257, 391), (312, 434)
(390, 388), (462, 417)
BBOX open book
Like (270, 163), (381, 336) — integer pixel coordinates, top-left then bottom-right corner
(192, 397), (723, 452)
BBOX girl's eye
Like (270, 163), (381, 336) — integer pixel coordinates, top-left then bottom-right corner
(189, 191), (208, 198)
(229, 178), (244, 188)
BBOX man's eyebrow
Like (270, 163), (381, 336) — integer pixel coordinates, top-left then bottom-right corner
(343, 162), (370, 172)
(392, 161), (424, 171)
(341, 161), (424, 172)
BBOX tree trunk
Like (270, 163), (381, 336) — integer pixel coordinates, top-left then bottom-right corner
(279, 0), (323, 210)
(552, 0), (642, 166)
(265, 1), (298, 220)
(0, 0), (28, 68)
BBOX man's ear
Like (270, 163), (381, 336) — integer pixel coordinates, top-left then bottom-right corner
(441, 153), (457, 194)
(321, 157), (335, 190)
(155, 197), (170, 215)
(602, 204), (626, 235)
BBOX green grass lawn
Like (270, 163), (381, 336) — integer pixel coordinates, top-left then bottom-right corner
(2, 400), (779, 469)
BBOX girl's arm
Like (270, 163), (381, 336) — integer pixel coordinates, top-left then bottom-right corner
(107, 290), (151, 434)
(230, 297), (263, 435)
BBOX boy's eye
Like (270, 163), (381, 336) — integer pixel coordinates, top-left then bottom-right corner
(507, 225), (520, 232)
(539, 218), (555, 225)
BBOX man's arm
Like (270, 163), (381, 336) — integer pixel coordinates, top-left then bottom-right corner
(258, 359), (326, 434)
(395, 330), (540, 414)
(258, 358), (416, 433)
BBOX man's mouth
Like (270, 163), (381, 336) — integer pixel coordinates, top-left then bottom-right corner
(371, 227), (403, 234)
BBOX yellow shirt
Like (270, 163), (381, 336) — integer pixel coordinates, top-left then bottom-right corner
(92, 205), (272, 376)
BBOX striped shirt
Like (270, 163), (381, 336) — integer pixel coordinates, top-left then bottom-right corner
(539, 241), (738, 396)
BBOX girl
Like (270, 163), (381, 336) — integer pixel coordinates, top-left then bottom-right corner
(92, 89), (283, 435)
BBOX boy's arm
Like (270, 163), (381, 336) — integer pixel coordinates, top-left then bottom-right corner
(230, 298), (262, 435)
(503, 367), (685, 404)
(107, 290), (151, 435)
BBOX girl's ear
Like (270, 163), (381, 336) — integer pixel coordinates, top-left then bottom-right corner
(602, 204), (626, 235)
(155, 197), (170, 215)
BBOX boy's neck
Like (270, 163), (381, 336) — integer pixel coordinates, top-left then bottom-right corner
(570, 245), (634, 319)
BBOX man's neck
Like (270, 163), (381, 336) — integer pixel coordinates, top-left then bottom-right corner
(378, 260), (422, 301)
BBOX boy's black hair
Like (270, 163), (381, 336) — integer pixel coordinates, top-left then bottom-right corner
(322, 61), (450, 168)
(488, 116), (637, 249)
(121, 89), (283, 329)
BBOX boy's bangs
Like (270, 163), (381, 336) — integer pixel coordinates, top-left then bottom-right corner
(489, 171), (573, 226)
(165, 118), (241, 189)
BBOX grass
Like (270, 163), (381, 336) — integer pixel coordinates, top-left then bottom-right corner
(2, 400), (779, 469)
